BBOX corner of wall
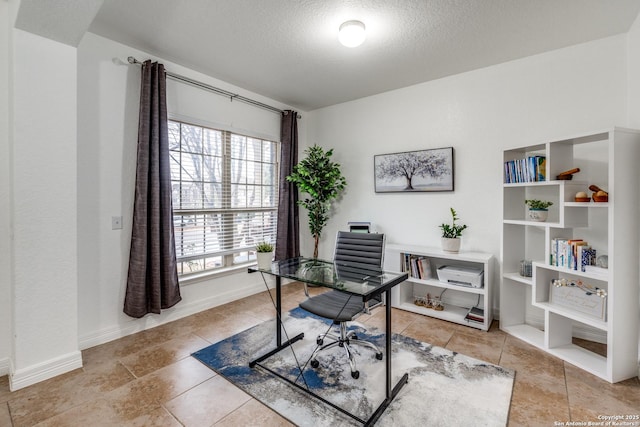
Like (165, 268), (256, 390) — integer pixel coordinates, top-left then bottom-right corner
(9, 351), (83, 391)
(0, 0), (13, 374)
(627, 11), (640, 128)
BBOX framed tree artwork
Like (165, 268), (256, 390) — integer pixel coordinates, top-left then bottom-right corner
(374, 147), (454, 193)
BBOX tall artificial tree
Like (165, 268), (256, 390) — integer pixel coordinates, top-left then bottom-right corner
(287, 145), (347, 258)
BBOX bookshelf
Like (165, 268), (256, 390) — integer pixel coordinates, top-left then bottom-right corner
(500, 127), (640, 383)
(384, 244), (493, 331)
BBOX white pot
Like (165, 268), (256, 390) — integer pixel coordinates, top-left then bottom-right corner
(256, 251), (274, 270)
(441, 237), (461, 253)
(528, 209), (548, 222)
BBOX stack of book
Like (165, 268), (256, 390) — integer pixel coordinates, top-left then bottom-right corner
(465, 307), (485, 324)
(504, 155), (546, 183)
(402, 254), (432, 280)
(550, 238), (596, 272)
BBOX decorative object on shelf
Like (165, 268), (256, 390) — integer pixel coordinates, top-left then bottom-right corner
(525, 199), (553, 222)
(589, 184), (608, 202)
(255, 242), (275, 270)
(287, 145), (347, 258)
(575, 191), (590, 202)
(596, 255), (608, 269)
(519, 260), (532, 277)
(431, 296), (444, 311)
(414, 293), (445, 310)
(556, 167), (580, 180)
(550, 278), (607, 320)
(414, 293), (433, 308)
(374, 147), (454, 193)
(439, 207), (467, 253)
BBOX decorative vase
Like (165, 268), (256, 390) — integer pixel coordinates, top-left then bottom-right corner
(527, 208), (548, 222)
(256, 251), (274, 270)
(441, 237), (461, 253)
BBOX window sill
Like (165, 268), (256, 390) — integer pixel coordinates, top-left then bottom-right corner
(178, 262), (256, 286)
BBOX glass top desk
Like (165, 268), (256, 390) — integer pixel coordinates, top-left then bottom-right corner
(248, 257), (409, 426)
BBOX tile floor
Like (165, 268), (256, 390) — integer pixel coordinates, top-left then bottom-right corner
(1, 282), (639, 426)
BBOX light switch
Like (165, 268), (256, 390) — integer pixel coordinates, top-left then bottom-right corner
(112, 216), (123, 230)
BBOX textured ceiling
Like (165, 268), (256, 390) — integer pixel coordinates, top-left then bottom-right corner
(27, 0), (640, 111)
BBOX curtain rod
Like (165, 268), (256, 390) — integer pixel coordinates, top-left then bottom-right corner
(127, 56), (301, 119)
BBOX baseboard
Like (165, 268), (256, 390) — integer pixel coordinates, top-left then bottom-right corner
(9, 350), (83, 391)
(0, 357), (9, 376)
(78, 280), (277, 350)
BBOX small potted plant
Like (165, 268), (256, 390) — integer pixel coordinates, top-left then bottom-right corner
(525, 199), (553, 222)
(439, 207), (467, 253)
(255, 242), (274, 270)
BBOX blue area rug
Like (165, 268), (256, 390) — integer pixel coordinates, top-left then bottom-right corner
(192, 307), (514, 426)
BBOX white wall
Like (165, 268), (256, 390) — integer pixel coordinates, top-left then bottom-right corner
(0, 1), (12, 376)
(76, 33), (302, 349)
(305, 35), (629, 314)
(10, 28), (82, 389)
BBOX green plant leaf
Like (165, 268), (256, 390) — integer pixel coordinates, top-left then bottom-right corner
(439, 207), (468, 238)
(287, 145), (347, 256)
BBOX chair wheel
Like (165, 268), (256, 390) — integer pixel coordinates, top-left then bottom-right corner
(351, 370), (360, 379)
(376, 352), (383, 360)
(310, 359), (320, 368)
(316, 337), (323, 345)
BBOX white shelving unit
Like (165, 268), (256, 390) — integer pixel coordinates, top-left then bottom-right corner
(500, 127), (640, 383)
(385, 244), (493, 331)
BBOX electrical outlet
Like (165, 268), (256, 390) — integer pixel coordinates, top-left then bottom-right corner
(112, 216), (123, 230)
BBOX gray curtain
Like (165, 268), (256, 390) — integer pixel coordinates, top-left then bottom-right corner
(275, 110), (300, 260)
(124, 60), (181, 318)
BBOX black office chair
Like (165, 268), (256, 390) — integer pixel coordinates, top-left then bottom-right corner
(299, 231), (385, 379)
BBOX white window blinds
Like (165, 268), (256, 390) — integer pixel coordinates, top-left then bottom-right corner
(169, 120), (279, 276)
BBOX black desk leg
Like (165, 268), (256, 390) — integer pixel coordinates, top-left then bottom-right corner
(276, 276), (282, 346)
(385, 288), (392, 397)
(365, 288), (409, 426)
(249, 274), (304, 368)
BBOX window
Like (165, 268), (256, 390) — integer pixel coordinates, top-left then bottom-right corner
(169, 120), (279, 276)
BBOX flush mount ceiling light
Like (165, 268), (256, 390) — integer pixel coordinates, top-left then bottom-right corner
(338, 20), (366, 47)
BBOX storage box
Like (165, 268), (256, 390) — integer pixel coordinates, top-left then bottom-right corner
(549, 281), (607, 320)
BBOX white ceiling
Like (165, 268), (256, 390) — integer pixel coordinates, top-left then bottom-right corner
(18, 0), (640, 111)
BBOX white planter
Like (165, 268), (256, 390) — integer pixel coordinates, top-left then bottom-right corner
(441, 237), (461, 253)
(256, 252), (274, 270)
(527, 208), (548, 222)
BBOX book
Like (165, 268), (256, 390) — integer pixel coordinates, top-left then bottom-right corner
(417, 257), (424, 278)
(552, 238), (569, 267)
(536, 156), (546, 181)
(504, 156), (546, 183)
(465, 307), (485, 323)
(419, 257), (432, 279)
(568, 240), (585, 270)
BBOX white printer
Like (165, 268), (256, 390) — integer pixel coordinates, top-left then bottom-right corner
(437, 265), (484, 288)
